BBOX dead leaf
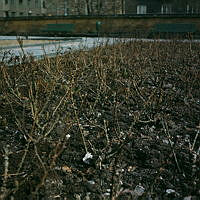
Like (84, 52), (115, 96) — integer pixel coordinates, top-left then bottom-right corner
(62, 165), (72, 173)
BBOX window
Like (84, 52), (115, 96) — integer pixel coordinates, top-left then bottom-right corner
(20, 12), (24, 16)
(186, 4), (199, 14)
(43, 1), (46, 9)
(161, 4), (172, 14)
(137, 5), (147, 14)
(5, 11), (9, 17)
(19, 0), (23, 4)
(11, 12), (15, 17)
(5, 0), (8, 4)
(35, 0), (39, 8)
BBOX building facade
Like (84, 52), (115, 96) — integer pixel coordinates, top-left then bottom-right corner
(0, 0), (47, 17)
(125, 0), (200, 15)
(47, 0), (200, 16)
(1, 0), (200, 17)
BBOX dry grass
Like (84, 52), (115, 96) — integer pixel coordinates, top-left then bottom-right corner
(0, 39), (199, 199)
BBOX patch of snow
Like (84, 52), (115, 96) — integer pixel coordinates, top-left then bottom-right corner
(83, 152), (93, 164)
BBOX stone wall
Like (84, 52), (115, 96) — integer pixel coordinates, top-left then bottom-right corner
(2, 15), (200, 36)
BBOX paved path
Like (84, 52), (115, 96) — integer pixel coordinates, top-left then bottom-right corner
(1, 36), (198, 65)
(0, 37), (118, 64)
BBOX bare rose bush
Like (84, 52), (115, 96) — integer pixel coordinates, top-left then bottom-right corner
(0, 39), (199, 199)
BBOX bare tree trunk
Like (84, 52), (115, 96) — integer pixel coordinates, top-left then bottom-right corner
(76, 0), (81, 15)
(121, 0), (125, 14)
(85, 0), (92, 15)
(97, 0), (102, 15)
(113, 0), (116, 15)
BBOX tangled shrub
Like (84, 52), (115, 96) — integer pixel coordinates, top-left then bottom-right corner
(0, 40), (199, 199)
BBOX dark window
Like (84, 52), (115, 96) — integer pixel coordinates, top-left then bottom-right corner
(5, 11), (9, 17)
(19, 0), (23, 4)
(5, 0), (8, 4)
(11, 12), (15, 17)
(186, 4), (199, 14)
(43, 1), (46, 9)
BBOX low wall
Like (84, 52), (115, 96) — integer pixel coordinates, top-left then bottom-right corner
(1, 15), (200, 36)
